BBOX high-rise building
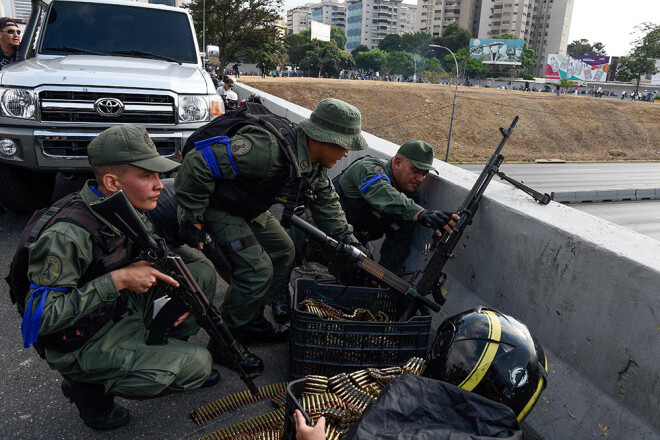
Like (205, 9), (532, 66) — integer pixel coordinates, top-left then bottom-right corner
(287, 5), (313, 34)
(416, 0), (479, 37)
(346, 0), (411, 52)
(311, 0), (347, 30)
(12, 0), (31, 21)
(398, 3), (416, 35)
(416, 0), (573, 76)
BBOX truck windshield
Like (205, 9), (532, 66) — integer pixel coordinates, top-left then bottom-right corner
(40, 1), (198, 64)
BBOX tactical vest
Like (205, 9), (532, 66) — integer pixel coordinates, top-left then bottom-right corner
(332, 157), (407, 242)
(7, 192), (134, 356)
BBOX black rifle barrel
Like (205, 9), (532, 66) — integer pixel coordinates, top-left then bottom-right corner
(415, 116), (519, 299)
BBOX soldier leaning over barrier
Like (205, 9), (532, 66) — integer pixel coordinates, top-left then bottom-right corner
(175, 98), (367, 368)
(334, 140), (458, 273)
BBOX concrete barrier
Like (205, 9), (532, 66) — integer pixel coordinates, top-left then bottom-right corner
(234, 82), (660, 440)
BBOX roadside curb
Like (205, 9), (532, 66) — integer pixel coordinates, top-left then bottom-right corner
(551, 188), (660, 204)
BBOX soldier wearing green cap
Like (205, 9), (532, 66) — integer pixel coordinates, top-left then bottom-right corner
(22, 124), (222, 430)
(334, 140), (458, 272)
(175, 98), (366, 341)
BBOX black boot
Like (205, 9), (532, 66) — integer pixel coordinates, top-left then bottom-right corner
(271, 286), (292, 324)
(61, 380), (130, 430)
(233, 313), (289, 344)
(207, 338), (264, 378)
(201, 369), (222, 388)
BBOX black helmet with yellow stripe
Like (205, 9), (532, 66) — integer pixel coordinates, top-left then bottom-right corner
(424, 307), (548, 422)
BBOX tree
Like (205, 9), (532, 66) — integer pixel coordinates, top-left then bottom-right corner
(422, 57), (444, 83)
(386, 51), (414, 78)
(559, 78), (576, 89)
(249, 41), (288, 73)
(355, 49), (386, 75)
(567, 39), (607, 56)
(351, 44), (369, 57)
(617, 23), (660, 93)
(378, 34), (402, 52)
(330, 26), (347, 50)
(187, 0), (283, 70)
(435, 23), (472, 53)
(300, 40), (353, 77)
(453, 46), (488, 78)
(286, 32), (310, 66)
(401, 31), (432, 54)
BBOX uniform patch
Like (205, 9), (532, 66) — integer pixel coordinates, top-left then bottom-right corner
(300, 159), (309, 170)
(144, 132), (156, 150)
(39, 255), (62, 286)
(372, 165), (385, 174)
(230, 138), (252, 156)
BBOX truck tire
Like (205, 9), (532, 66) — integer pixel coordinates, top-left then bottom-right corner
(0, 164), (56, 213)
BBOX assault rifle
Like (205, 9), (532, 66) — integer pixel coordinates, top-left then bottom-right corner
(90, 190), (259, 396)
(290, 215), (441, 321)
(412, 115), (550, 306)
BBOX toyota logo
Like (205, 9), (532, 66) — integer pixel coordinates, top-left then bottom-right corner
(94, 98), (124, 117)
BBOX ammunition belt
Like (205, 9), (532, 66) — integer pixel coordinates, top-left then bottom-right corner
(298, 298), (392, 322)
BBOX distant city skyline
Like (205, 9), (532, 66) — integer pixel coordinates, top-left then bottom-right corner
(282, 0), (659, 57)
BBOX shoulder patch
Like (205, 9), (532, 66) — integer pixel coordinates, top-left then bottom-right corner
(230, 138), (252, 156)
(39, 255), (62, 286)
(372, 165), (385, 174)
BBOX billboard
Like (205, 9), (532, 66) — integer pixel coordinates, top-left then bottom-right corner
(469, 38), (524, 65)
(545, 54), (610, 82)
(310, 20), (331, 42)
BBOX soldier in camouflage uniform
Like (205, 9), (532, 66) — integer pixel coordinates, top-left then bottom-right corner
(335, 140), (458, 273)
(22, 125), (220, 430)
(175, 98), (366, 350)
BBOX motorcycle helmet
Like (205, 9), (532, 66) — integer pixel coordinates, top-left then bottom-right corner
(424, 307), (547, 421)
(225, 91), (239, 110)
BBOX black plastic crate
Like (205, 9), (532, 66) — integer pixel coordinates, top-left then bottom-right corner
(282, 378), (308, 440)
(289, 279), (431, 378)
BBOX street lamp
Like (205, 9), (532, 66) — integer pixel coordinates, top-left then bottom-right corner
(429, 44), (458, 162)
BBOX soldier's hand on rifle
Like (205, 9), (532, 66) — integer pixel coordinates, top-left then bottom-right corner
(416, 210), (459, 236)
(111, 261), (179, 293)
(179, 222), (205, 251)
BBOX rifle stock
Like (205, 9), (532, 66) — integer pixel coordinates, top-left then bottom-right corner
(90, 191), (259, 396)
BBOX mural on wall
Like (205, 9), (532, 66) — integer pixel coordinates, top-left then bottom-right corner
(545, 54), (610, 82)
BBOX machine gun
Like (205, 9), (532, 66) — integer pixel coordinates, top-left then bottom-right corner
(412, 115), (550, 306)
(90, 190), (259, 396)
(289, 215), (441, 321)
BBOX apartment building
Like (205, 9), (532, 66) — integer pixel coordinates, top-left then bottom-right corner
(399, 3), (417, 35)
(311, 0), (347, 30)
(418, 0), (573, 76)
(416, 0), (479, 37)
(346, 0), (411, 52)
(287, 5), (313, 34)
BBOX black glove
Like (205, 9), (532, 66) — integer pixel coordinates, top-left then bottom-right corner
(417, 210), (452, 230)
(178, 222), (204, 248)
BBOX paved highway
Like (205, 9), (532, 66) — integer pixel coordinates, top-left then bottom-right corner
(458, 162), (660, 242)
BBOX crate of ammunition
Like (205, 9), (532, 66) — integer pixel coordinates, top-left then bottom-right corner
(289, 279), (431, 378)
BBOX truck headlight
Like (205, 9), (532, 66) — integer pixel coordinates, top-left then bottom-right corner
(178, 95), (209, 122)
(1, 89), (36, 119)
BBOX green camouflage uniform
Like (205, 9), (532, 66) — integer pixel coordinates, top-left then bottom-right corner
(25, 181), (217, 399)
(337, 156), (423, 271)
(175, 126), (358, 329)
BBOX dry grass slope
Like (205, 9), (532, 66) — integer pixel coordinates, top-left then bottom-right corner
(239, 77), (660, 163)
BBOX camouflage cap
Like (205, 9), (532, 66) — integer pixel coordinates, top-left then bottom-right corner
(299, 98), (368, 151)
(397, 140), (437, 172)
(87, 125), (179, 173)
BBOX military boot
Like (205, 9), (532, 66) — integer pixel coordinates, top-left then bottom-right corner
(207, 337), (264, 378)
(61, 379), (130, 430)
(232, 313), (289, 344)
(271, 284), (292, 324)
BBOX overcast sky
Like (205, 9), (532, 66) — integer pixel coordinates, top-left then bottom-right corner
(280, 0), (660, 56)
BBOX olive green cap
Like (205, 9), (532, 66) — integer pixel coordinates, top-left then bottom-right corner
(299, 98), (368, 151)
(397, 140), (437, 172)
(87, 125), (180, 173)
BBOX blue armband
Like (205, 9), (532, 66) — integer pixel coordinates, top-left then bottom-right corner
(195, 136), (230, 178)
(21, 284), (70, 349)
(359, 173), (391, 194)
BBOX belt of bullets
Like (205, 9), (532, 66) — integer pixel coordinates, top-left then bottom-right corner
(298, 298), (392, 322)
(298, 357), (426, 439)
(198, 407), (285, 440)
(190, 382), (287, 425)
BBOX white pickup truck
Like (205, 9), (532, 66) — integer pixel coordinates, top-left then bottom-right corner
(0, 0), (223, 212)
